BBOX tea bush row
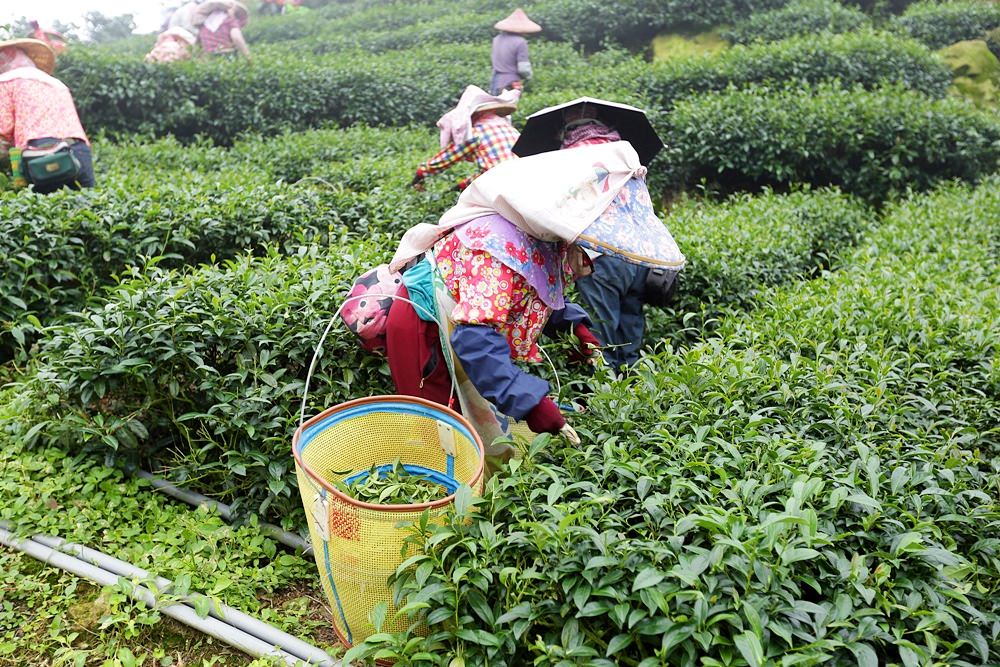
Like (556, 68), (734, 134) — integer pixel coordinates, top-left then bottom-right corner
(0, 126), (449, 359)
(59, 31), (949, 145)
(638, 30), (950, 110)
(0, 181), (329, 361)
(722, 0), (871, 44)
(656, 81), (1000, 202)
(892, 0), (1000, 49)
(346, 176), (1000, 666)
(241, 0), (791, 52)
(651, 187), (871, 341)
(18, 188), (871, 523)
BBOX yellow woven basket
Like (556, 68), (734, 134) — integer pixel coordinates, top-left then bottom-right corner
(293, 395), (485, 648)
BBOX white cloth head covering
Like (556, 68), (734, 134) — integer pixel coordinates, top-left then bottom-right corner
(391, 142), (644, 271)
(436, 85), (520, 149)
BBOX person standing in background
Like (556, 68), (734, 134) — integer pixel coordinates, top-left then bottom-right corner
(490, 8), (540, 95)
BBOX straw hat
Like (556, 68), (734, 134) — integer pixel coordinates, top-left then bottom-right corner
(0, 38), (56, 74)
(160, 27), (197, 45)
(192, 0), (249, 26)
(494, 8), (541, 34)
(474, 98), (518, 116)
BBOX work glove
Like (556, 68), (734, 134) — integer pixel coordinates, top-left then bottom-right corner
(568, 323), (601, 365)
(525, 396), (565, 434)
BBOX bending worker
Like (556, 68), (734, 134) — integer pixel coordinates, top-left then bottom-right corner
(412, 85), (520, 193)
(512, 97), (686, 369)
(195, 0), (251, 61)
(384, 132), (683, 456)
(490, 8), (540, 95)
(0, 38), (95, 193)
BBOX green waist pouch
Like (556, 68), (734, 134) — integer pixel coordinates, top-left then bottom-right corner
(23, 141), (81, 187)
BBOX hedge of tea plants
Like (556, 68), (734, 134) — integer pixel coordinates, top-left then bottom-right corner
(893, 0), (1000, 49)
(0, 126), (453, 359)
(655, 81), (1000, 201)
(722, 0), (871, 44)
(638, 30), (950, 108)
(240, 0), (792, 52)
(58, 31), (950, 144)
(342, 176), (1000, 667)
(17, 187), (871, 523)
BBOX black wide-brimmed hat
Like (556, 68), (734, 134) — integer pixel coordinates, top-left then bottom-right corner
(512, 96), (664, 166)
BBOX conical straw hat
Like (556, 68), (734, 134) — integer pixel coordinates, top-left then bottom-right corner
(494, 8), (541, 34)
(0, 38), (56, 74)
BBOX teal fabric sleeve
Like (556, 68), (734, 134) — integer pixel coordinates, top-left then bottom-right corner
(401, 258), (437, 322)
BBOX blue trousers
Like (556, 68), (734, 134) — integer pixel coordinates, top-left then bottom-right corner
(576, 256), (648, 369)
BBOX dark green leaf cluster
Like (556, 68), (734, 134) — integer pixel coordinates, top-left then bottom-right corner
(655, 81), (1000, 202)
(346, 176), (1000, 666)
(0, 181), (326, 360)
(0, 126), (449, 360)
(722, 0), (871, 44)
(892, 0), (1000, 49)
(651, 188), (872, 341)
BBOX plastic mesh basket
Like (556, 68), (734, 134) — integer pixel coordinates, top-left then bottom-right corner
(293, 395), (485, 647)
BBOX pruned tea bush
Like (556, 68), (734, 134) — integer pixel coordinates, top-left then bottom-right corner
(723, 0), (871, 44)
(656, 81), (1000, 201)
(655, 187), (871, 339)
(893, 0), (1000, 49)
(640, 30), (951, 108)
(0, 181), (329, 360)
(24, 243), (394, 523)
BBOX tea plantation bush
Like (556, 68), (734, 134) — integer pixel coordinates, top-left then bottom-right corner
(60, 31), (948, 144)
(0, 182), (331, 360)
(656, 82), (1000, 201)
(723, 0), (871, 44)
(893, 0), (1000, 49)
(23, 243), (393, 523)
(0, 126), (457, 359)
(19, 189), (870, 523)
(639, 30), (950, 109)
(345, 177), (1000, 667)
(241, 0), (791, 52)
(58, 44), (492, 144)
(655, 188), (871, 339)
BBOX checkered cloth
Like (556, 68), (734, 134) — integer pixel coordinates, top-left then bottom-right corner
(415, 113), (519, 190)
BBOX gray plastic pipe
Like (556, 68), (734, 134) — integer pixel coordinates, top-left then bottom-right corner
(135, 470), (313, 555)
(0, 526), (311, 664)
(24, 531), (336, 666)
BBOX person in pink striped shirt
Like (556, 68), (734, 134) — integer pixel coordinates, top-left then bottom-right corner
(0, 39), (94, 192)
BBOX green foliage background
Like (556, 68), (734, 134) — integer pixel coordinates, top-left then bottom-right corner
(1, 0), (998, 664)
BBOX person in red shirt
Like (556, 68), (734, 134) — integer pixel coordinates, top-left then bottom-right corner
(0, 39), (94, 193)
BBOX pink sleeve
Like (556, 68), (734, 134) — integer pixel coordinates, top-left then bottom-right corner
(0, 85), (14, 144)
